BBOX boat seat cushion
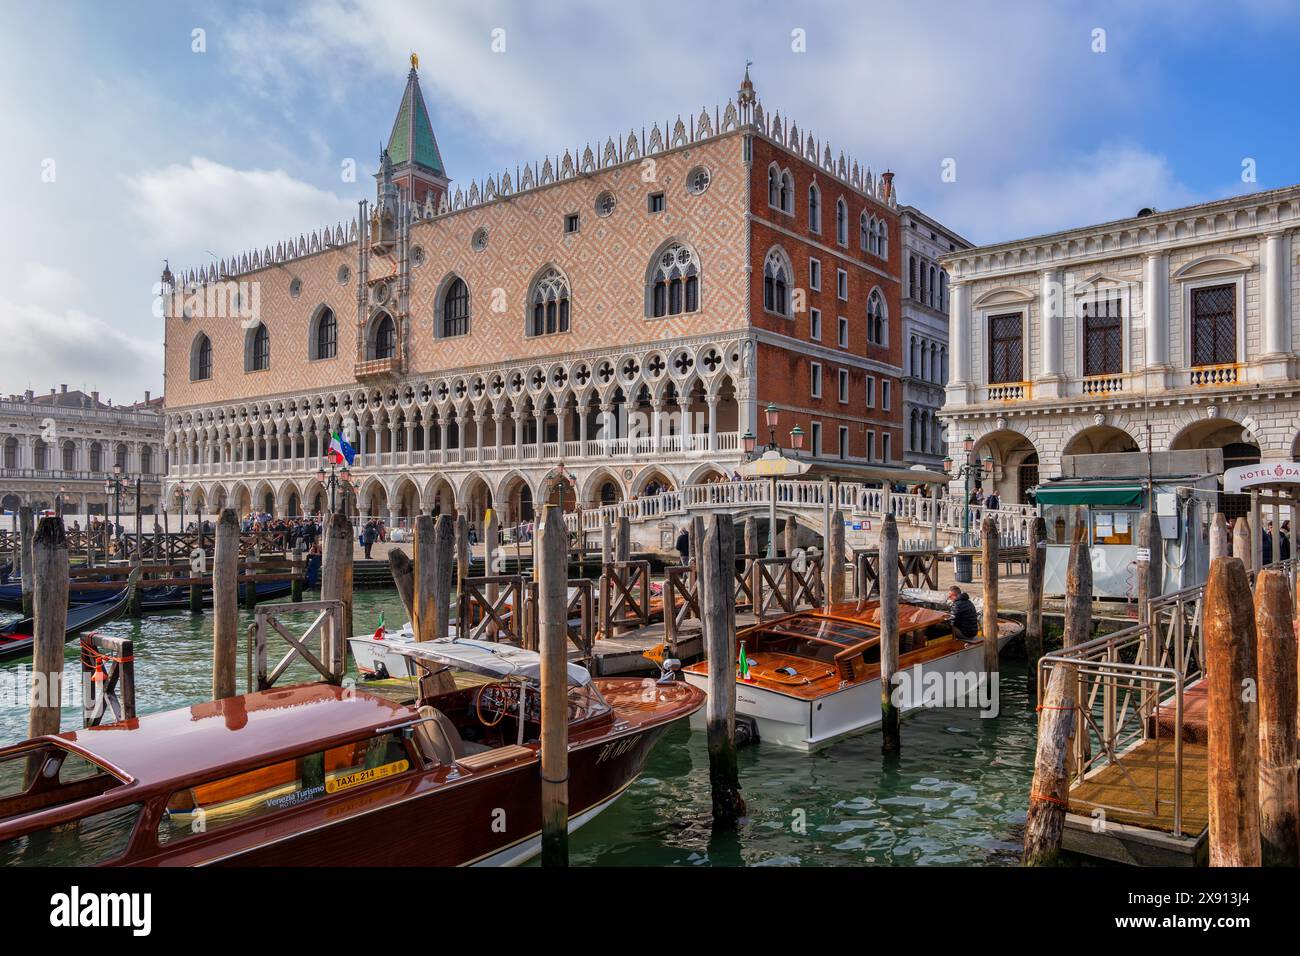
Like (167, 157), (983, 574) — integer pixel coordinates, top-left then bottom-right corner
(414, 705), (472, 764)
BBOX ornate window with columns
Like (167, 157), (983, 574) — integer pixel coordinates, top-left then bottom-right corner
(528, 267), (571, 336)
(763, 248), (792, 317)
(648, 242), (701, 318)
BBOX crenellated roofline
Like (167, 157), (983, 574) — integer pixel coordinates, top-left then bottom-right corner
(166, 90), (899, 293)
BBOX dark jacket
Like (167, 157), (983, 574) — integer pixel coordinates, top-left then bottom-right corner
(951, 592), (979, 639)
(675, 531), (690, 560)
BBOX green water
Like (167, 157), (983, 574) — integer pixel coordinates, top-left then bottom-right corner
(0, 590), (1035, 866)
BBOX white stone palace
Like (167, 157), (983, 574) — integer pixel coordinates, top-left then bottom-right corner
(0, 387), (165, 519)
(940, 184), (1300, 503)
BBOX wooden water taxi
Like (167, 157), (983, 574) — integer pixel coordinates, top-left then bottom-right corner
(681, 600), (1020, 751)
(0, 641), (703, 866)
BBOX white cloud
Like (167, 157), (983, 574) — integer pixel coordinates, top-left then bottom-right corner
(126, 157), (356, 264)
(0, 297), (160, 403)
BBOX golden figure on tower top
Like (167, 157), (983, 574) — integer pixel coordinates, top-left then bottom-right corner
(410, 52), (418, 70)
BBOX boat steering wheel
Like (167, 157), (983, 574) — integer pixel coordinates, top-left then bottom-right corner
(475, 683), (516, 727)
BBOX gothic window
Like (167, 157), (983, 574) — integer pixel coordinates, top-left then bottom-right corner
(808, 183), (821, 233)
(649, 243), (701, 318)
(191, 333), (212, 381)
(767, 165), (780, 207)
(686, 166), (711, 195)
(371, 312), (396, 359)
(62, 441), (75, 472)
(763, 248), (792, 317)
(1190, 283), (1236, 367)
(867, 289), (887, 346)
(862, 213), (873, 254)
(441, 277), (470, 337)
(877, 219), (888, 259)
(529, 268), (571, 336)
(313, 307), (337, 360)
(245, 324), (270, 372)
(1082, 294), (1123, 376)
(835, 198), (848, 245)
(780, 170), (794, 214)
(988, 312), (1024, 384)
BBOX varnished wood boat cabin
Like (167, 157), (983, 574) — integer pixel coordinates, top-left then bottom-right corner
(0, 641), (703, 866)
(682, 599), (1020, 750)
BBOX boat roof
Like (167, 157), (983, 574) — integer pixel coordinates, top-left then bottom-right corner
(745, 601), (950, 645)
(391, 638), (592, 686)
(28, 684), (415, 789)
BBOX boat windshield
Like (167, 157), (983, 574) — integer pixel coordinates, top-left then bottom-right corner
(760, 616), (877, 647)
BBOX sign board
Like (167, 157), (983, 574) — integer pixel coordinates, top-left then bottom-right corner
(1135, 547), (1151, 562)
(1225, 461), (1300, 493)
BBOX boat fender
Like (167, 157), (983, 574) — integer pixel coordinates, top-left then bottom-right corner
(734, 715), (760, 749)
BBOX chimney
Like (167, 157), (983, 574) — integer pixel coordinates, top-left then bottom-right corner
(144, 390), (151, 403)
(880, 170), (895, 204)
(60, 383), (68, 394)
(92, 390), (99, 406)
(24, 389), (32, 404)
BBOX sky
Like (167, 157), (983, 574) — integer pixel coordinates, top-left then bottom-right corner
(1, 0), (1297, 402)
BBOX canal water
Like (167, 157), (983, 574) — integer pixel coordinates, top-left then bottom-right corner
(0, 589), (1035, 866)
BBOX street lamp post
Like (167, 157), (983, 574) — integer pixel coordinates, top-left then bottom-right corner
(942, 435), (994, 548)
(104, 464), (127, 548)
(742, 403), (804, 558)
(316, 463), (354, 516)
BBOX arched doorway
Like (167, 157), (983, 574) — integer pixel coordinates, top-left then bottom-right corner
(1062, 425), (1141, 456)
(971, 430), (1039, 504)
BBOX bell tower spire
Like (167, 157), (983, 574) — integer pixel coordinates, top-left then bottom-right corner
(376, 54), (449, 209)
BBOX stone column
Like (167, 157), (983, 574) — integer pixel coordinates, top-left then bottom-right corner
(678, 401), (691, 451)
(534, 411), (545, 456)
(494, 413), (504, 451)
(1037, 267), (1064, 398)
(650, 399), (663, 452)
(706, 395), (718, 452)
(1260, 231), (1293, 380)
(946, 280), (971, 405)
(1143, 251), (1171, 388)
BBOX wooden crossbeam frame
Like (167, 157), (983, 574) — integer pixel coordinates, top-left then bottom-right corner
(663, 563), (701, 655)
(600, 559), (650, 636)
(458, 574), (526, 644)
(253, 599), (343, 690)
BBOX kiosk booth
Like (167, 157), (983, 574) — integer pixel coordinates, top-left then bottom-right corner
(1034, 450), (1222, 599)
(1223, 460), (1300, 570)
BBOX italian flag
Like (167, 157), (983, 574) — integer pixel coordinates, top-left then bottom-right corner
(328, 430), (355, 465)
(373, 612), (385, 641)
(738, 641), (752, 682)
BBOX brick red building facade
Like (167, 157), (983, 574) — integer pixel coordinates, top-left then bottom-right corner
(162, 66), (910, 529)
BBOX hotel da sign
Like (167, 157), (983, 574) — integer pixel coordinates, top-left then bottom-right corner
(1224, 461), (1300, 493)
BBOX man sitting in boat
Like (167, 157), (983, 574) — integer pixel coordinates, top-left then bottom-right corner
(947, 586), (979, 642)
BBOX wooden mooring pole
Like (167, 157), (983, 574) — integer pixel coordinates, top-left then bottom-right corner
(1025, 516), (1046, 695)
(28, 517), (69, 745)
(456, 513), (469, 587)
(1022, 661), (1077, 866)
(1209, 512), (1230, 561)
(321, 512), (354, 646)
(1205, 556), (1261, 867)
(432, 515), (455, 640)
(1254, 569), (1298, 866)
(980, 516), (999, 679)
(411, 515), (436, 642)
(537, 504), (570, 866)
(484, 508), (499, 638)
(879, 514), (901, 754)
(784, 513), (798, 558)
(211, 509), (239, 701)
(19, 506), (34, 618)
(388, 546), (415, 619)
(699, 512), (744, 827)
(827, 509), (845, 605)
(1232, 514), (1252, 567)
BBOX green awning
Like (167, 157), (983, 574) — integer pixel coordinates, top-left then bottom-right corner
(1034, 483), (1144, 507)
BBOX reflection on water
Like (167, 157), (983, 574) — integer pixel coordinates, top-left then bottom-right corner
(1, 590), (1034, 867)
(567, 661), (1035, 867)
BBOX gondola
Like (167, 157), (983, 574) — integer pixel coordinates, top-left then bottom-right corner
(0, 555), (319, 612)
(0, 585), (134, 663)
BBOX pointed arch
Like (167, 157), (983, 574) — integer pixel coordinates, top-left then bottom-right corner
(647, 239), (701, 318)
(526, 265), (571, 337)
(763, 246), (794, 318)
(191, 332), (213, 381)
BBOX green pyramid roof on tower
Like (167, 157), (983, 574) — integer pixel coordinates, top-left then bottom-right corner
(386, 66), (445, 176)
